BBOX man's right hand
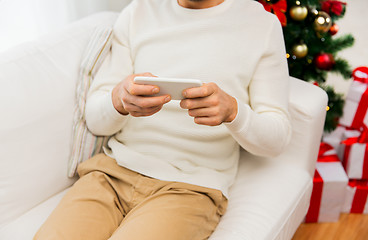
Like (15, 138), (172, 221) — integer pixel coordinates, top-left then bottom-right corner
(112, 72), (171, 117)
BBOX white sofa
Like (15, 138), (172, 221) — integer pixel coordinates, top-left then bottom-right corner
(0, 12), (328, 240)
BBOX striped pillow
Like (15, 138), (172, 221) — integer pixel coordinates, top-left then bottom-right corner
(68, 27), (113, 177)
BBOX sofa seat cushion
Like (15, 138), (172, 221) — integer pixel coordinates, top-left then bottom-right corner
(0, 188), (68, 240)
(0, 153), (311, 240)
(210, 151), (312, 240)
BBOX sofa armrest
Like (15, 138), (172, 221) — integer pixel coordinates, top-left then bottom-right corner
(210, 77), (328, 240)
(276, 77), (328, 176)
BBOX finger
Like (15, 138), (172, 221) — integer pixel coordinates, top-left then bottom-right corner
(193, 116), (223, 126)
(130, 106), (163, 117)
(180, 96), (218, 110)
(121, 86), (170, 110)
(127, 80), (160, 96)
(140, 72), (157, 77)
(182, 83), (216, 99)
(126, 73), (159, 96)
(188, 107), (220, 118)
(129, 94), (171, 109)
(124, 101), (163, 115)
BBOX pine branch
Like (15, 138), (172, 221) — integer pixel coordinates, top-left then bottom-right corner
(324, 34), (355, 53)
(331, 58), (353, 79)
(320, 84), (345, 132)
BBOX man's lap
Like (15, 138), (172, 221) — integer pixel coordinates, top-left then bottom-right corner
(34, 154), (227, 240)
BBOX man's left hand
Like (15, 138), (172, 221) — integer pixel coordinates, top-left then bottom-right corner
(180, 83), (238, 126)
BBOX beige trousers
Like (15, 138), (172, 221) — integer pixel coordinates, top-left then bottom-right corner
(34, 154), (227, 240)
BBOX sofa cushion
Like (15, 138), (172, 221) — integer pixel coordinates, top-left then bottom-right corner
(0, 189), (68, 240)
(69, 26), (113, 177)
(210, 152), (312, 240)
(0, 12), (119, 229)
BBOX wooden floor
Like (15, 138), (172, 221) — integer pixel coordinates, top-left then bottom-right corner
(292, 213), (368, 240)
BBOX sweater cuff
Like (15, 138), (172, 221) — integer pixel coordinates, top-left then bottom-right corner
(105, 90), (128, 122)
(224, 99), (252, 133)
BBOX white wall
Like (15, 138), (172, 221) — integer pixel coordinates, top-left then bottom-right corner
(69, 0), (131, 20)
(0, 0), (132, 53)
(0, 0), (74, 52)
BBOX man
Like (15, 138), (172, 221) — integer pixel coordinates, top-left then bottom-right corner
(35, 0), (291, 239)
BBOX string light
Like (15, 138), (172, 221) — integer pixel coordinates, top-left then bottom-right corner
(326, 106), (330, 111)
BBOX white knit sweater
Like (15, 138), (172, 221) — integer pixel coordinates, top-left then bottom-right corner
(85, 0), (291, 198)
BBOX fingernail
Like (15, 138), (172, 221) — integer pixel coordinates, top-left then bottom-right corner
(182, 91), (187, 97)
(165, 96), (171, 102)
(152, 87), (159, 93)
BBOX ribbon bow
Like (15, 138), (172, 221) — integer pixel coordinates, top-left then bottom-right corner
(258, 0), (287, 27)
(352, 66), (368, 84)
(317, 142), (339, 162)
(321, 1), (347, 16)
(341, 126), (368, 146)
(349, 179), (368, 189)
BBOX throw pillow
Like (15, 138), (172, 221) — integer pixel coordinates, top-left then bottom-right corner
(68, 26), (113, 177)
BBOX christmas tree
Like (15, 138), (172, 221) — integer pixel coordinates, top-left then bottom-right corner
(257, 0), (354, 132)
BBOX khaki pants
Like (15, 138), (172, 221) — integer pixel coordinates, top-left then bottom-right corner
(34, 154), (227, 240)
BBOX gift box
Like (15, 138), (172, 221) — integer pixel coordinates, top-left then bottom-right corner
(341, 127), (368, 180)
(322, 125), (346, 154)
(342, 180), (368, 214)
(305, 143), (348, 223)
(339, 67), (368, 129)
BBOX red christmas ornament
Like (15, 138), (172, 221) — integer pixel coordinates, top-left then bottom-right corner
(314, 53), (335, 70)
(329, 23), (339, 35)
(258, 0), (287, 27)
(321, 0), (346, 16)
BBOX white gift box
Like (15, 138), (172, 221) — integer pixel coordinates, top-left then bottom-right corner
(342, 180), (368, 214)
(341, 130), (368, 180)
(305, 149), (348, 222)
(339, 80), (368, 129)
(323, 126), (346, 154)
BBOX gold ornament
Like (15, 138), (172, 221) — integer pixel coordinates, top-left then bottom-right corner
(313, 11), (332, 33)
(289, 5), (308, 21)
(292, 43), (308, 58)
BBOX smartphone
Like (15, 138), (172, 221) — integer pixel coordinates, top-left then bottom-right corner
(133, 76), (203, 100)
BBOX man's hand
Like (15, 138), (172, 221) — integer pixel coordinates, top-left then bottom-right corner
(112, 73), (171, 117)
(180, 82), (238, 126)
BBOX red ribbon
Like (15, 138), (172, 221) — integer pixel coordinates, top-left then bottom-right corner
(258, 0), (287, 27)
(317, 142), (339, 162)
(341, 143), (368, 177)
(349, 180), (368, 213)
(305, 169), (323, 222)
(321, 1), (346, 16)
(347, 67), (368, 129)
(352, 66), (368, 84)
(351, 88), (368, 129)
(341, 127), (368, 179)
(341, 126), (368, 146)
(305, 142), (339, 222)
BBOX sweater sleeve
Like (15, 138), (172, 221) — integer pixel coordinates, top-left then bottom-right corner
(225, 16), (292, 158)
(85, 4), (135, 136)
